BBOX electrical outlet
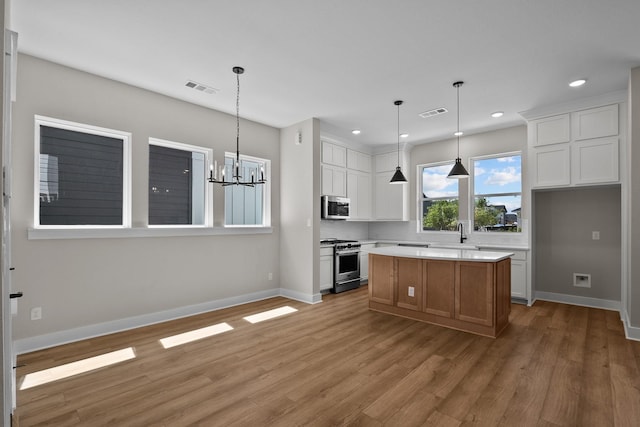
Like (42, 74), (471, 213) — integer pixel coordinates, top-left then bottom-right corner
(592, 231), (600, 240)
(31, 307), (42, 321)
(268, 272), (273, 281)
(408, 286), (415, 297)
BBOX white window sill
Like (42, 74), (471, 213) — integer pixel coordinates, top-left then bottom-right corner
(28, 226), (273, 240)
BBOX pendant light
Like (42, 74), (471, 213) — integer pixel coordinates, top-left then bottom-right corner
(208, 66), (266, 187)
(390, 100), (408, 184)
(447, 81), (469, 179)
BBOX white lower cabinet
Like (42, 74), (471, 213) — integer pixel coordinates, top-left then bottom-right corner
(359, 243), (376, 282)
(510, 251), (528, 300)
(480, 248), (528, 300)
(320, 247), (334, 292)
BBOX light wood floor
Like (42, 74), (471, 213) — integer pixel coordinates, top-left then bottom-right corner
(15, 286), (640, 426)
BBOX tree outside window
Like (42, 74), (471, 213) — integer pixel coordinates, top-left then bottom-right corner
(421, 163), (458, 231)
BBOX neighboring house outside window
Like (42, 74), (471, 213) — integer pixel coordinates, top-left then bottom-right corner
(148, 138), (212, 226)
(35, 116), (131, 227)
(420, 162), (459, 231)
(223, 153), (270, 227)
(472, 153), (522, 232)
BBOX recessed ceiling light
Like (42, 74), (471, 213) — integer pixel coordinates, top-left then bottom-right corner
(491, 111), (504, 118)
(454, 131), (463, 137)
(569, 79), (587, 88)
(400, 133), (409, 138)
(351, 129), (361, 135)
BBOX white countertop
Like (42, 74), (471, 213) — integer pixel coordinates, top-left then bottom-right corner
(367, 246), (514, 262)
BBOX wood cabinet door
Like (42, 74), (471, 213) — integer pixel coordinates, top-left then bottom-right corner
(395, 258), (422, 311)
(455, 262), (494, 326)
(423, 260), (455, 318)
(369, 254), (395, 305)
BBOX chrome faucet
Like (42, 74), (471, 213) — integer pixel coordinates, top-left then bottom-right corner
(458, 223), (467, 244)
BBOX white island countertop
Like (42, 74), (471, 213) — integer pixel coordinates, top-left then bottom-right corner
(367, 246), (514, 262)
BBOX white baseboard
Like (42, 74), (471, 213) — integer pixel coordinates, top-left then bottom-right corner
(534, 291), (621, 311)
(279, 288), (322, 304)
(622, 310), (640, 341)
(14, 287), (317, 355)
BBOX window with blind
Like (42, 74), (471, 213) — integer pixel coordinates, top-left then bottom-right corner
(223, 154), (270, 226)
(36, 117), (131, 227)
(148, 139), (211, 226)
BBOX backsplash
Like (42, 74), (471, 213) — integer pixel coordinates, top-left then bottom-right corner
(320, 220), (369, 240)
(320, 219), (529, 246)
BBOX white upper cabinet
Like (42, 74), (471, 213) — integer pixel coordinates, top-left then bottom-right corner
(322, 164), (346, 197)
(532, 144), (571, 187)
(571, 136), (619, 185)
(375, 151), (403, 173)
(322, 140), (346, 167)
(347, 149), (371, 173)
(528, 103), (622, 189)
(572, 104), (618, 141)
(373, 150), (409, 221)
(347, 171), (372, 220)
(530, 114), (570, 147)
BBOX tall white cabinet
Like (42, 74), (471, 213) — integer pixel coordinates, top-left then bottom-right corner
(320, 139), (409, 221)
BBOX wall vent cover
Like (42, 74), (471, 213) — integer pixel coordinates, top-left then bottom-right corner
(419, 107), (448, 118)
(185, 80), (219, 95)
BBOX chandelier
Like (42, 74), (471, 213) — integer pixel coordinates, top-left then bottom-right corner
(208, 66), (266, 187)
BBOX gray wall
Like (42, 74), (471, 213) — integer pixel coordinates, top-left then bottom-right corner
(280, 118), (321, 300)
(534, 186), (621, 301)
(12, 55), (282, 342)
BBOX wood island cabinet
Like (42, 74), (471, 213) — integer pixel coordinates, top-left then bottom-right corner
(368, 253), (511, 338)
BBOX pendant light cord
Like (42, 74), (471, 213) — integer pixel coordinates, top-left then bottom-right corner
(397, 102), (400, 167)
(456, 82), (460, 158)
(236, 70), (240, 165)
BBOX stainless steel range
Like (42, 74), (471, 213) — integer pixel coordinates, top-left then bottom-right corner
(322, 239), (361, 293)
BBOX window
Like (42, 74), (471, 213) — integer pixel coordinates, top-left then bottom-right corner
(420, 162), (459, 231)
(224, 154), (270, 226)
(473, 154), (522, 232)
(35, 116), (131, 227)
(148, 138), (212, 226)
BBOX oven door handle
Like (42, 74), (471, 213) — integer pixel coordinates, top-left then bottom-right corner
(335, 249), (360, 255)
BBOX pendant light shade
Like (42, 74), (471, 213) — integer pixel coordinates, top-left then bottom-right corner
(447, 81), (469, 179)
(390, 100), (408, 184)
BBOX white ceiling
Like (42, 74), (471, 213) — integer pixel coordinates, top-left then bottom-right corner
(9, 0), (640, 146)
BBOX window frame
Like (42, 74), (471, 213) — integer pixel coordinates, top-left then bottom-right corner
(223, 152), (271, 228)
(470, 151), (523, 233)
(148, 137), (213, 228)
(417, 160), (461, 234)
(33, 115), (132, 229)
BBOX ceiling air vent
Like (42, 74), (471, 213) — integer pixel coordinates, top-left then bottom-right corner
(185, 80), (219, 95)
(419, 107), (448, 118)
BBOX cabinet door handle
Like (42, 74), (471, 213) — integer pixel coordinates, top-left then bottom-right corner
(9, 292), (23, 299)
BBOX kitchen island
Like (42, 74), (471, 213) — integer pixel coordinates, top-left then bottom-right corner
(368, 246), (513, 338)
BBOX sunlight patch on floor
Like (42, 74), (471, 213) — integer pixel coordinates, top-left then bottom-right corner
(159, 322), (234, 349)
(19, 347), (136, 390)
(243, 306), (298, 324)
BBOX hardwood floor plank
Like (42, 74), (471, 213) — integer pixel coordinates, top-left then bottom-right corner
(14, 287), (640, 426)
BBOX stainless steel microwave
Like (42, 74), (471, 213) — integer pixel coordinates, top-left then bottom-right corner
(321, 196), (350, 220)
